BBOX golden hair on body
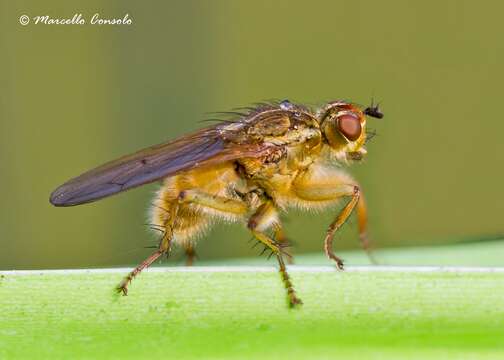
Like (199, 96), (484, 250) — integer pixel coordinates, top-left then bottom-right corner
(50, 99), (383, 307)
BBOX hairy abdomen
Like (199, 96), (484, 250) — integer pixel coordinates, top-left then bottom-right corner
(149, 161), (245, 247)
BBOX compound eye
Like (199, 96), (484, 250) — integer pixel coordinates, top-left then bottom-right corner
(337, 113), (362, 141)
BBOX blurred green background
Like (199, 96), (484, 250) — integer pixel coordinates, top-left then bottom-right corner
(1, 0), (503, 269)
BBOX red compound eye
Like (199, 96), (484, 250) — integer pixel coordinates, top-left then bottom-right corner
(337, 114), (361, 141)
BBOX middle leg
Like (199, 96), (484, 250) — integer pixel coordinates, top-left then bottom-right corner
(273, 223), (294, 264)
(180, 191), (301, 306)
(247, 201), (302, 307)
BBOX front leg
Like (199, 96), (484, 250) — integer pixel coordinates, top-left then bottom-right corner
(293, 167), (368, 270)
(324, 185), (360, 270)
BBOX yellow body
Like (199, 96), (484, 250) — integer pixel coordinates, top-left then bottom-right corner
(150, 102), (369, 268)
(50, 99), (381, 307)
(116, 100), (377, 306)
(152, 162), (245, 248)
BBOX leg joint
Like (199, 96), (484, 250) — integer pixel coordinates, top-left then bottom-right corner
(247, 218), (258, 230)
(177, 190), (189, 203)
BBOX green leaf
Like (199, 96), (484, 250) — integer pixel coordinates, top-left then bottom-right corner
(1, 243), (504, 359)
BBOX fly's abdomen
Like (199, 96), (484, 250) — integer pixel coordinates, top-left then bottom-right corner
(149, 162), (246, 246)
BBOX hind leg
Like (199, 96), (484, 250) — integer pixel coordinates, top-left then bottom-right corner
(183, 242), (198, 266)
(178, 189), (248, 266)
(117, 224), (173, 295)
(117, 192), (185, 295)
(177, 188), (249, 267)
(118, 190), (248, 295)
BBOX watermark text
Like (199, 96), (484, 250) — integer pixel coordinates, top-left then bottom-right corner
(19, 13), (132, 26)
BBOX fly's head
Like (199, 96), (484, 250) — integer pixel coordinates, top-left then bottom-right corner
(317, 100), (382, 163)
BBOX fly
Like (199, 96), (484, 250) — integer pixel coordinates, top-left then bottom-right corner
(50, 99), (383, 307)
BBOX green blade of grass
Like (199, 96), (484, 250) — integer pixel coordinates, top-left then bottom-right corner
(202, 237), (504, 267)
(2, 243), (504, 359)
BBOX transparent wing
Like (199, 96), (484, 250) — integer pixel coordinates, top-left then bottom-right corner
(50, 126), (269, 206)
(50, 101), (309, 207)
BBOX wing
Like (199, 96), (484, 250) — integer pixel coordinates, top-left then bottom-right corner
(50, 101), (310, 207)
